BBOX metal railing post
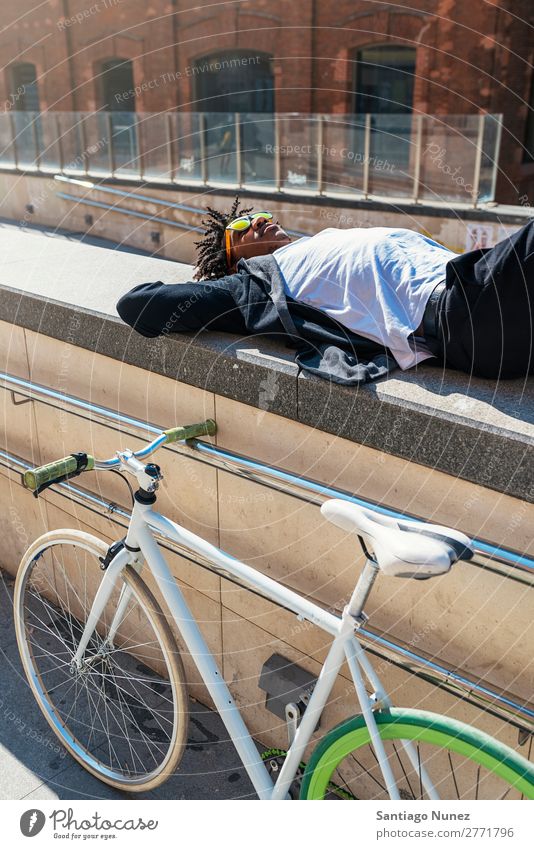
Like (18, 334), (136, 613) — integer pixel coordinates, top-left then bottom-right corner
(136, 114), (144, 181)
(412, 113), (423, 203)
(8, 110), (19, 170)
(235, 112), (242, 187)
(31, 113), (41, 171)
(471, 113), (485, 208)
(316, 114), (324, 195)
(274, 113), (281, 191)
(362, 113), (371, 199)
(54, 112), (64, 173)
(488, 113), (503, 204)
(78, 113), (88, 176)
(166, 111), (175, 182)
(199, 112), (208, 185)
(106, 112), (115, 177)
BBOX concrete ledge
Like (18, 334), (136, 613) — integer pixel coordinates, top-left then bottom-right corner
(1, 221), (533, 501)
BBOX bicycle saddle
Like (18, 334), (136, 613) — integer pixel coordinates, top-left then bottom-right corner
(321, 500), (474, 579)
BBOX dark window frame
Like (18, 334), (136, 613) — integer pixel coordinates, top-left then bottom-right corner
(98, 57), (135, 112)
(9, 62), (40, 111)
(352, 44), (417, 115)
(191, 49), (275, 113)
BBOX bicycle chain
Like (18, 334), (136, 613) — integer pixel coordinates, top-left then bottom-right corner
(260, 748), (356, 800)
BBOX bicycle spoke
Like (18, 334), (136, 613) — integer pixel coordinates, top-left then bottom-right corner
(17, 541), (185, 786)
(392, 740), (415, 799)
(448, 751), (461, 799)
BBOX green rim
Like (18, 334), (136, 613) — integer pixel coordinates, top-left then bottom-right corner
(301, 708), (534, 800)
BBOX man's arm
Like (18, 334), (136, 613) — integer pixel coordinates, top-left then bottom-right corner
(116, 278), (248, 338)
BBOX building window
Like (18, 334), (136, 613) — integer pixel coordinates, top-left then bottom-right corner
(353, 45), (416, 114)
(192, 51), (274, 113)
(524, 75), (534, 163)
(10, 63), (40, 111)
(100, 58), (135, 111)
(97, 58), (137, 171)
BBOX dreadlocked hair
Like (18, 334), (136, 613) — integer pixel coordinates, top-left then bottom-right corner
(193, 195), (254, 281)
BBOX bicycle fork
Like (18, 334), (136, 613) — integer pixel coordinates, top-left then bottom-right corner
(70, 545), (132, 670)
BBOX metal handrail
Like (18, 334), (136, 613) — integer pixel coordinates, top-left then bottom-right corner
(1, 436), (532, 732)
(2, 370), (533, 585)
(53, 177), (309, 239)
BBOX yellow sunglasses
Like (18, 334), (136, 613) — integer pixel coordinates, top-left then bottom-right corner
(224, 212), (273, 270)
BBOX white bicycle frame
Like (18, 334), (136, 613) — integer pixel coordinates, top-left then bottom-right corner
(72, 467), (439, 801)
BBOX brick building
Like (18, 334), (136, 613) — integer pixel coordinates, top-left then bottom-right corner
(0, 0), (533, 203)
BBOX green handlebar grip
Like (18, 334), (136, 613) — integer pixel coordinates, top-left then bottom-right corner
(22, 454), (95, 492)
(163, 418), (217, 445)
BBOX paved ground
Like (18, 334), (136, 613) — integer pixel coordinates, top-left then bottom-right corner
(0, 572), (259, 800)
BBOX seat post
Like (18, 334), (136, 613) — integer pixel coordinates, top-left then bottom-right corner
(346, 557), (380, 619)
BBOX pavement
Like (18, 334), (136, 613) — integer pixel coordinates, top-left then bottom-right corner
(0, 571), (259, 800)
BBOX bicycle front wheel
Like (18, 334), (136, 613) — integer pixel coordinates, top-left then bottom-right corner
(14, 529), (189, 792)
(301, 708), (534, 800)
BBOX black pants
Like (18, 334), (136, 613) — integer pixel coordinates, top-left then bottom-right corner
(438, 219), (534, 379)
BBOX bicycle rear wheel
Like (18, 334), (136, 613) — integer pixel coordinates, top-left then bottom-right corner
(14, 529), (189, 792)
(301, 708), (534, 800)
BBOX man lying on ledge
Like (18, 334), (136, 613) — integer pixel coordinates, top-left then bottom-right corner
(116, 196), (534, 385)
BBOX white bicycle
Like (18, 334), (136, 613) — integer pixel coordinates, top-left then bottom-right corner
(14, 420), (534, 799)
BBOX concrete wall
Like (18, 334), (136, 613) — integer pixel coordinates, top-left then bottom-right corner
(2, 318), (533, 778)
(0, 172), (529, 268)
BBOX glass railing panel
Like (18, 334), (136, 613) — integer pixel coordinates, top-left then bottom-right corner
(55, 112), (88, 174)
(83, 112), (114, 177)
(36, 111), (62, 172)
(172, 111), (202, 182)
(137, 112), (169, 181)
(240, 113), (275, 189)
(11, 111), (40, 169)
(367, 112), (414, 197)
(203, 112), (237, 183)
(418, 114), (496, 205)
(109, 112), (139, 177)
(478, 114), (503, 204)
(277, 114), (321, 192)
(0, 110), (501, 204)
(322, 115), (366, 196)
(0, 113), (16, 168)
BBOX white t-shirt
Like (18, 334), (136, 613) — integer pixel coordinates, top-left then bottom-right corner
(273, 227), (457, 369)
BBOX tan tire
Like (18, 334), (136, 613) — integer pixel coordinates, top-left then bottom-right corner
(14, 528), (189, 792)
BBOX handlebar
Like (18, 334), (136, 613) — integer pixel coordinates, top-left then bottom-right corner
(22, 418), (217, 495)
(162, 420), (216, 445)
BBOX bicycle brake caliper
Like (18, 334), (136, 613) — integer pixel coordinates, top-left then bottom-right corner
(99, 538), (126, 571)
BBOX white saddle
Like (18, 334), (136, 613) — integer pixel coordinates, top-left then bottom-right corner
(321, 499), (474, 579)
